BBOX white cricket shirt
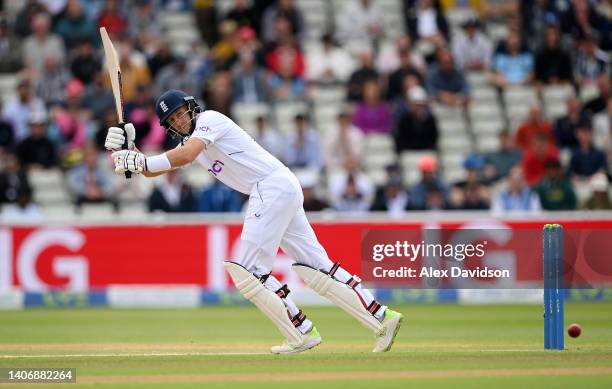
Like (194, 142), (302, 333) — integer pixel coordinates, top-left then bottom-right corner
(190, 110), (286, 195)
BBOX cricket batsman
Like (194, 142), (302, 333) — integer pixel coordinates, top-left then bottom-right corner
(104, 90), (403, 354)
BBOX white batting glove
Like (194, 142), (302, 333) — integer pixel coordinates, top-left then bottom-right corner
(112, 149), (146, 174)
(105, 123), (136, 151)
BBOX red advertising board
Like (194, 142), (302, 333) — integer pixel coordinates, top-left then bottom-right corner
(1, 219), (611, 291)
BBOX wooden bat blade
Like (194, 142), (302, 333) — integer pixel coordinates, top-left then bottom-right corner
(99, 27), (124, 124)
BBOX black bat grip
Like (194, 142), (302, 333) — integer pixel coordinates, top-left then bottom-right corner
(119, 122), (131, 179)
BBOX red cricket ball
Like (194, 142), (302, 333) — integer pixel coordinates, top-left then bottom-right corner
(567, 323), (582, 338)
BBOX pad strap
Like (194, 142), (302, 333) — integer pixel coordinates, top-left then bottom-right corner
(290, 310), (307, 327)
(258, 272), (271, 284)
(347, 275), (361, 289)
(275, 284), (290, 299)
(327, 262), (341, 278)
(367, 301), (382, 315)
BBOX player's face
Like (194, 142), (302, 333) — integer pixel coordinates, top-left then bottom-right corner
(167, 106), (191, 135)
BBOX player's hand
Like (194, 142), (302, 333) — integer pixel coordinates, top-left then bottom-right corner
(112, 149), (146, 174)
(105, 123), (136, 151)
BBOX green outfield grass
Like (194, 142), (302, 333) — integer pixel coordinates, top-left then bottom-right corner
(0, 303), (611, 388)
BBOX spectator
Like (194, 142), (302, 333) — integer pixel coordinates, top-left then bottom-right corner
(535, 158), (577, 210)
(562, 0), (609, 49)
(568, 124), (608, 181)
(535, 25), (573, 85)
(574, 33), (609, 86)
(14, 0), (47, 37)
(0, 13), (23, 73)
(225, 0), (258, 32)
(490, 31), (534, 88)
(325, 111), (363, 172)
(127, 0), (160, 42)
(482, 130), (522, 182)
(452, 17), (493, 71)
(68, 144), (118, 213)
(514, 104), (555, 151)
(82, 71), (116, 122)
(0, 153), (31, 204)
(451, 182), (490, 210)
(147, 41), (176, 80)
(520, 0), (561, 52)
(35, 56), (71, 106)
(491, 166), (541, 214)
(306, 33), (355, 84)
(337, 0), (386, 48)
(583, 74), (610, 116)
(1, 78), (46, 142)
(298, 172), (329, 212)
(554, 96), (588, 149)
(328, 158), (374, 212)
(252, 115), (284, 159)
(203, 71), (233, 116)
(0, 186), (41, 223)
(284, 114), (321, 169)
(231, 49), (269, 103)
(583, 172), (612, 209)
(16, 110), (57, 169)
(210, 20), (238, 70)
(592, 97), (612, 159)
(22, 13), (65, 73)
(194, 0), (218, 47)
(155, 56), (198, 98)
(268, 57), (306, 103)
(265, 16), (305, 77)
(262, 0), (306, 43)
(376, 34), (425, 78)
(393, 86), (438, 151)
(370, 165), (409, 215)
(384, 35), (425, 101)
(426, 48), (470, 107)
(148, 170), (197, 213)
(347, 50), (379, 101)
(0, 102), (14, 151)
(352, 79), (391, 134)
(113, 39), (151, 103)
(53, 0), (97, 49)
(408, 154), (448, 210)
(522, 133), (560, 186)
(52, 79), (91, 167)
(97, 0), (126, 37)
(405, 0), (449, 45)
(199, 180), (243, 212)
(70, 39), (101, 85)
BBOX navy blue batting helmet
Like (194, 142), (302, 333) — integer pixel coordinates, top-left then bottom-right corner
(155, 89), (202, 140)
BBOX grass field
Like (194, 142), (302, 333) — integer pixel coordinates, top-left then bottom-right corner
(1, 303), (611, 388)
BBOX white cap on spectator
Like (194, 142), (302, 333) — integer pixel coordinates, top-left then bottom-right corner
(590, 172), (609, 192)
(29, 110), (48, 124)
(408, 86), (427, 104)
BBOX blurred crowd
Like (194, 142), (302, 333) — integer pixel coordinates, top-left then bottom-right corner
(0, 0), (611, 220)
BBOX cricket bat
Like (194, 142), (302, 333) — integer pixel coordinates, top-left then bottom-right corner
(99, 26), (131, 179)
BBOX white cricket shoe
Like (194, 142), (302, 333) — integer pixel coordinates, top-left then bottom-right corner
(270, 326), (322, 354)
(373, 309), (403, 352)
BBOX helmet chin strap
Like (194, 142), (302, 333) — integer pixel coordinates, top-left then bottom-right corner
(165, 103), (200, 144)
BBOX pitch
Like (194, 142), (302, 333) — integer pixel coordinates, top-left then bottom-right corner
(1, 303), (611, 388)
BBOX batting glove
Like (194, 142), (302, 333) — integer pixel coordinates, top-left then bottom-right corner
(112, 149), (146, 174)
(105, 123), (136, 151)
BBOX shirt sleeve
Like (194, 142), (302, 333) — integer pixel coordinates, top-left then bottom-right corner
(190, 111), (230, 145)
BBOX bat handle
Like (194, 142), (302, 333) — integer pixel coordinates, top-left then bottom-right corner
(118, 122), (132, 179)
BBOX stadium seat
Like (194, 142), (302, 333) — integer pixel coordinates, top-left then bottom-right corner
(443, 166), (467, 184)
(273, 102), (309, 135)
(159, 12), (194, 29)
(469, 102), (503, 121)
(365, 168), (388, 186)
(472, 118), (504, 135)
(466, 72), (488, 87)
(182, 165), (213, 190)
(438, 118), (466, 134)
(438, 135), (472, 152)
(579, 84), (599, 102)
(543, 84), (575, 104)
(476, 134), (500, 152)
(472, 86), (497, 102)
(310, 86), (346, 104)
(231, 102), (270, 134)
(503, 86), (538, 106)
(364, 134), (394, 152)
(544, 102), (567, 121)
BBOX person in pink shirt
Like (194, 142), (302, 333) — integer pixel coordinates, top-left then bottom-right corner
(352, 79), (391, 134)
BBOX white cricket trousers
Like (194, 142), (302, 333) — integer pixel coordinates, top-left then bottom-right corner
(236, 167), (333, 276)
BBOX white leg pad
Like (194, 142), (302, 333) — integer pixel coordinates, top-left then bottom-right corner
(224, 261), (304, 344)
(293, 264), (383, 333)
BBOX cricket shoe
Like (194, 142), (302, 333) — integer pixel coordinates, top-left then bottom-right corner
(373, 309), (403, 352)
(270, 326), (321, 354)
